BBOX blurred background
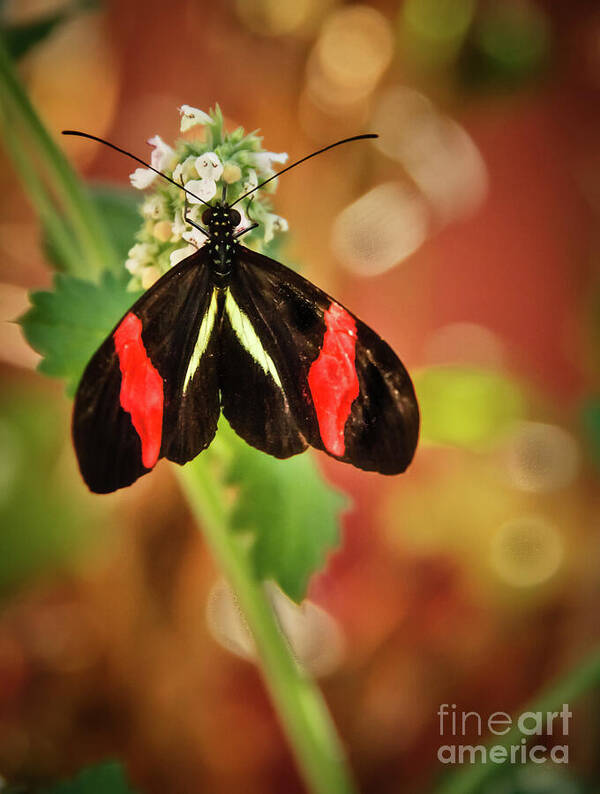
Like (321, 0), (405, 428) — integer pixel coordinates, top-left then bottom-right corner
(1, 0), (600, 792)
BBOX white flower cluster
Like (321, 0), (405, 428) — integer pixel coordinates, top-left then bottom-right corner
(124, 106), (289, 290)
(129, 135), (175, 189)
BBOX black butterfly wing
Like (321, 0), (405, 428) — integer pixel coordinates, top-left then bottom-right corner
(219, 284), (308, 459)
(72, 249), (221, 493)
(226, 246), (419, 474)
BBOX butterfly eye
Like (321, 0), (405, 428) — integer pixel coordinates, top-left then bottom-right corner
(202, 208), (213, 224)
(229, 209), (241, 227)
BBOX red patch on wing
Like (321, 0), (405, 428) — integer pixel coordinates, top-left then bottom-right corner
(113, 312), (163, 469)
(308, 302), (359, 456)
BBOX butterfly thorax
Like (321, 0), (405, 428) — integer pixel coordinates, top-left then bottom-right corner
(202, 202), (240, 281)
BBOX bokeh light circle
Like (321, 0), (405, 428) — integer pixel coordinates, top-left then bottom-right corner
(372, 86), (488, 223)
(206, 580), (344, 677)
(235, 0), (334, 37)
(504, 421), (580, 493)
(331, 182), (429, 275)
(306, 5), (394, 110)
(424, 322), (505, 368)
(415, 367), (525, 449)
(490, 516), (564, 588)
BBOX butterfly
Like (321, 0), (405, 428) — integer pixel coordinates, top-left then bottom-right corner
(64, 131), (420, 493)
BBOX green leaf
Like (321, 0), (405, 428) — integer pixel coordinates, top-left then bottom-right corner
(0, 385), (105, 592)
(88, 183), (142, 265)
(20, 270), (141, 396)
(41, 761), (137, 794)
(1, 0), (100, 60)
(580, 397), (600, 470)
(43, 184), (140, 274)
(1, 13), (65, 60)
(218, 420), (346, 602)
(2, 761), (135, 793)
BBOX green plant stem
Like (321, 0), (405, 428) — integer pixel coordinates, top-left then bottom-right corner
(0, 37), (119, 280)
(437, 644), (600, 794)
(178, 458), (357, 794)
(2, 112), (82, 272)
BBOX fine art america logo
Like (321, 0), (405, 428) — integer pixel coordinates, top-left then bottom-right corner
(437, 704), (571, 765)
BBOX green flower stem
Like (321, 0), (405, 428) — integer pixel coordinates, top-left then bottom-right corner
(178, 458), (358, 794)
(1, 110), (82, 272)
(0, 37), (119, 280)
(436, 644), (600, 794)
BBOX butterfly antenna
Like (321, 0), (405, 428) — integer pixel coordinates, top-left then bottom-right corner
(230, 133), (378, 208)
(61, 130), (212, 208)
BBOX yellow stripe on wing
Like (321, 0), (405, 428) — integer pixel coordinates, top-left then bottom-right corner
(183, 289), (219, 393)
(224, 290), (283, 388)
